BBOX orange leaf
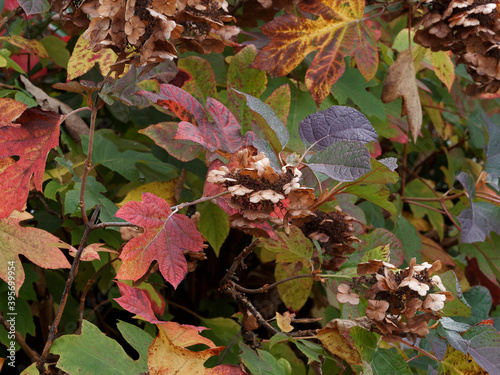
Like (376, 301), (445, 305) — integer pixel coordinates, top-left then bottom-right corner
(0, 211), (71, 295)
(0, 98), (26, 128)
(0, 106), (62, 219)
(148, 322), (245, 375)
(252, 0), (378, 105)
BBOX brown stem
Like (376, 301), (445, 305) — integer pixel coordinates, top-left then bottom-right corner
(79, 106), (99, 226)
(392, 336), (438, 362)
(0, 313), (39, 362)
(36, 207), (101, 373)
(403, 200), (446, 215)
(91, 221), (136, 229)
(235, 273), (318, 294)
(78, 257), (118, 332)
(401, 192), (465, 202)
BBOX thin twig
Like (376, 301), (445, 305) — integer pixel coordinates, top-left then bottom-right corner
(78, 257), (118, 331)
(403, 200), (446, 215)
(392, 336), (438, 362)
(0, 313), (39, 362)
(79, 106), (99, 226)
(37, 207), (101, 373)
(91, 221), (136, 229)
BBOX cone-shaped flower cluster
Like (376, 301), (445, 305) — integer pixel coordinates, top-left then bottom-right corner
(208, 148), (359, 268)
(336, 258), (454, 341)
(414, 0), (500, 95)
(51, 0), (235, 68)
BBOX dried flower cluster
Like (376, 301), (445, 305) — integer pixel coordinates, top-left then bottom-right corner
(336, 258), (454, 341)
(50, 0), (237, 68)
(414, 0), (500, 95)
(208, 147), (359, 268)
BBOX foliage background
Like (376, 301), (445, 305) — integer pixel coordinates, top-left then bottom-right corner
(1, 0), (500, 373)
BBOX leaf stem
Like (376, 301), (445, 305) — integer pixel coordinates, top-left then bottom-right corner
(59, 106), (91, 123)
(36, 207), (101, 373)
(392, 336), (438, 362)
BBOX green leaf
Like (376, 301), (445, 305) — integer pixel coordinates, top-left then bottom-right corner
(439, 271), (471, 317)
(64, 176), (121, 223)
(41, 36), (70, 68)
(233, 88), (290, 155)
(116, 320), (154, 361)
(265, 84), (291, 130)
(0, 49), (25, 73)
(393, 216), (422, 263)
(331, 65), (386, 120)
(343, 184), (396, 215)
(259, 226), (313, 266)
(227, 45), (268, 132)
(197, 201), (229, 256)
(294, 340), (326, 363)
(81, 132), (176, 181)
(275, 262), (313, 311)
(345, 228), (404, 268)
(51, 320), (150, 375)
(178, 56), (218, 105)
(463, 286), (492, 323)
(269, 333), (289, 348)
(430, 50), (455, 92)
(200, 317), (241, 364)
(239, 343), (292, 375)
(460, 233), (500, 282)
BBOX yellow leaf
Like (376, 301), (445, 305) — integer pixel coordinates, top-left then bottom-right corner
(67, 35), (118, 80)
(382, 49), (422, 142)
(118, 180), (178, 207)
(276, 311), (294, 333)
(0, 35), (49, 59)
(431, 50), (455, 92)
(440, 345), (488, 375)
(316, 327), (362, 365)
(148, 323), (225, 375)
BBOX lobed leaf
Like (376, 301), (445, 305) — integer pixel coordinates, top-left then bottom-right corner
(252, 0), (378, 104)
(51, 320), (151, 375)
(0, 212), (71, 296)
(115, 193), (203, 288)
(0, 106), (61, 220)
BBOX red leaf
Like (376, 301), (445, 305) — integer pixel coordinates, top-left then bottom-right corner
(114, 281), (161, 323)
(115, 193), (203, 289)
(138, 84), (207, 126)
(138, 84), (245, 153)
(0, 107), (62, 220)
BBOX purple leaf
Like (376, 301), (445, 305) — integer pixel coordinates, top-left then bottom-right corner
(18, 0), (50, 15)
(307, 141), (371, 182)
(464, 325), (500, 374)
(457, 172), (500, 243)
(299, 106), (377, 150)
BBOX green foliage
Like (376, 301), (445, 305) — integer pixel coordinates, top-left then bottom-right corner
(1, 1), (500, 374)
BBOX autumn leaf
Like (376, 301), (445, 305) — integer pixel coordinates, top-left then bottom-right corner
(252, 0), (379, 105)
(0, 35), (49, 59)
(0, 211), (71, 295)
(67, 34), (118, 80)
(0, 105), (62, 220)
(139, 84), (247, 154)
(0, 98), (26, 128)
(114, 281), (162, 323)
(115, 192), (204, 288)
(148, 322), (245, 375)
(381, 49), (422, 141)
